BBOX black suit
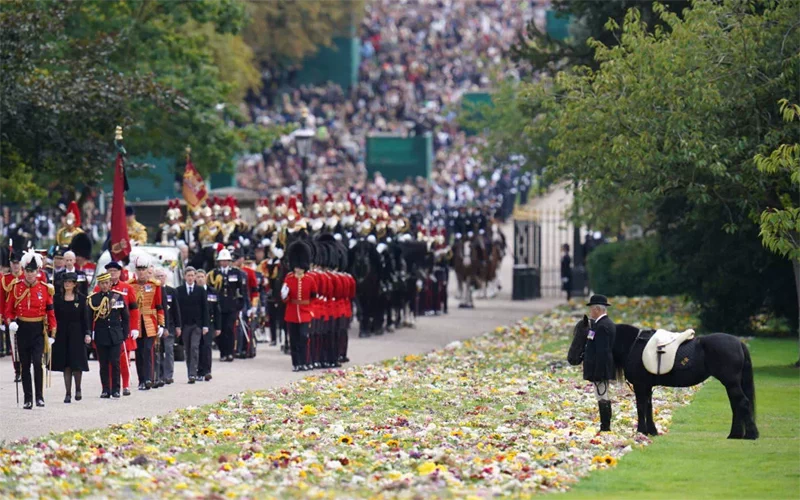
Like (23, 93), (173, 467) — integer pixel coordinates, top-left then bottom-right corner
(177, 284), (209, 379)
(198, 285), (222, 378)
(583, 315), (616, 382)
(157, 285), (182, 384)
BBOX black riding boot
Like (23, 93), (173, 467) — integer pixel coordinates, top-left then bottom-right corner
(599, 401), (612, 432)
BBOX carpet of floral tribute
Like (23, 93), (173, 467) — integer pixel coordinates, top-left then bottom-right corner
(1, 297), (700, 499)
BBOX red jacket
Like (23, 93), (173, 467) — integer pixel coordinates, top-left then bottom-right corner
(283, 271), (318, 323)
(4, 279), (57, 334)
(239, 265), (259, 307)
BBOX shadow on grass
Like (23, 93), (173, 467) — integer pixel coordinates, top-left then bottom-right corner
(752, 365), (800, 379)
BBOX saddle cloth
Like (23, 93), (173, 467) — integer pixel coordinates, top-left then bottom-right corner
(642, 328), (695, 375)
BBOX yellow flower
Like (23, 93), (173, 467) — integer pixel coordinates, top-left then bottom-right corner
(300, 405), (318, 416)
(450, 430), (464, 438)
(175, 482), (188, 490)
(604, 455), (618, 467)
(200, 427), (216, 437)
(417, 462), (437, 475)
(388, 471), (403, 480)
(222, 429), (236, 438)
(221, 463), (233, 472)
(73, 433), (84, 441)
(339, 435), (354, 445)
(165, 456), (176, 465)
(404, 354), (422, 362)
(386, 439), (400, 448)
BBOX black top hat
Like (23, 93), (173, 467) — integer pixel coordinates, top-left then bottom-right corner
(62, 272), (78, 283)
(586, 294), (611, 307)
(104, 261), (122, 270)
(125, 205), (135, 216)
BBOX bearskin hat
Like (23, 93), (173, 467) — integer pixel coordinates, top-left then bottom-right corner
(69, 232), (93, 260)
(287, 240), (311, 271)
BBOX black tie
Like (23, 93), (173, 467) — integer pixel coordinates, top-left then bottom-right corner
(188, 285), (193, 294)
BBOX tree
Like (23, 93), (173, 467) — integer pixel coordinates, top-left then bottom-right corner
(0, 0), (274, 203)
(755, 99), (800, 364)
(517, 0), (799, 332)
(512, 0), (691, 74)
(243, 0), (364, 69)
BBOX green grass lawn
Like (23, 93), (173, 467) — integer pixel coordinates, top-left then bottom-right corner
(560, 338), (800, 500)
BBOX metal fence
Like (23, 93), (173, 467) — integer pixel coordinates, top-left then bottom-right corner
(513, 207), (584, 299)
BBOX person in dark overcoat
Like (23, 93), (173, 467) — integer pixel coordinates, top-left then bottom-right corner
(560, 244), (572, 301)
(584, 294), (617, 432)
(51, 272), (91, 403)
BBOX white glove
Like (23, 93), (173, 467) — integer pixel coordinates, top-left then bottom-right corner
(280, 284), (289, 300)
(85, 334), (92, 345)
(0, 324), (5, 332)
(202, 327), (209, 334)
(9, 321), (18, 333)
(48, 337), (55, 346)
(131, 329), (140, 340)
(376, 243), (387, 254)
(157, 326), (164, 338)
(248, 307), (256, 318)
(271, 247), (284, 259)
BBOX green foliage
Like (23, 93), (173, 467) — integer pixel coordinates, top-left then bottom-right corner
(586, 237), (685, 297)
(243, 0), (364, 68)
(0, 0), (279, 202)
(512, 0), (691, 74)
(755, 99), (800, 262)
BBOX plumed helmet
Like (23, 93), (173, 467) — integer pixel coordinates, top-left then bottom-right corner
(287, 240), (311, 271)
(134, 255), (150, 269)
(20, 249), (43, 271)
(69, 232), (93, 260)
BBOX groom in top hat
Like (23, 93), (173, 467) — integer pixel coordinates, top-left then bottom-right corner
(585, 294), (616, 432)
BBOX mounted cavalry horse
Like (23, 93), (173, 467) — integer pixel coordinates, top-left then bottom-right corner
(452, 232), (486, 308)
(568, 317), (758, 439)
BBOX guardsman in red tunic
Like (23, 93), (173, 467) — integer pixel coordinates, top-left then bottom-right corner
(5, 250), (57, 409)
(282, 241), (317, 372)
(96, 261), (140, 396)
(1, 251), (23, 377)
(341, 269), (355, 364)
(128, 256), (165, 390)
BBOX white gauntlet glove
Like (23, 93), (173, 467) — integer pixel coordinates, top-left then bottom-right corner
(131, 329), (140, 340)
(48, 337), (55, 346)
(280, 284), (289, 300)
(9, 321), (18, 333)
(0, 324), (5, 332)
(157, 326), (164, 338)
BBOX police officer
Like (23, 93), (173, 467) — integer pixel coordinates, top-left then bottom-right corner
(207, 249), (247, 362)
(89, 272), (129, 398)
(5, 250), (57, 409)
(584, 294), (617, 432)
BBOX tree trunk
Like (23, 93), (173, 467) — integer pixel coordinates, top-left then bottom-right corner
(794, 259), (800, 368)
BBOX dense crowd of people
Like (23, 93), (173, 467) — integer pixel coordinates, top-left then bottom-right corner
(238, 0), (537, 204)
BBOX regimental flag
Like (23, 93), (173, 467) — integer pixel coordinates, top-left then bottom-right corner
(182, 157), (208, 210)
(110, 149), (131, 261)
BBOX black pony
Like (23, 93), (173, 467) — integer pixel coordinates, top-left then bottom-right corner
(567, 317), (758, 439)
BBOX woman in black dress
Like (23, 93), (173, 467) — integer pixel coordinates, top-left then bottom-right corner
(52, 272), (91, 403)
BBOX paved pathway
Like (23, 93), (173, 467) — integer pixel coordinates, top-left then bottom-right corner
(0, 222), (562, 442)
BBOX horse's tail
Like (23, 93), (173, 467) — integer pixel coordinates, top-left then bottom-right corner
(741, 342), (756, 422)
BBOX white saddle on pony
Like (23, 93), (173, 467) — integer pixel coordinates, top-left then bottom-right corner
(642, 328), (695, 375)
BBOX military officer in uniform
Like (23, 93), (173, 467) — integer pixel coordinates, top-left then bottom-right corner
(4, 250), (57, 409)
(56, 201), (84, 247)
(584, 294), (617, 432)
(126, 206), (148, 245)
(282, 241), (317, 372)
(206, 248), (247, 362)
(195, 269), (220, 380)
(129, 256), (165, 390)
(89, 272), (129, 398)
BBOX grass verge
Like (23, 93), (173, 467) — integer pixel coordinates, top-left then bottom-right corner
(559, 338), (800, 500)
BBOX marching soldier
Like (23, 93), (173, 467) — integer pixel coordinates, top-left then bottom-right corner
(282, 241), (317, 372)
(1, 251), (23, 365)
(233, 250), (259, 358)
(88, 272), (129, 398)
(55, 201), (84, 247)
(101, 261), (140, 396)
(4, 250), (57, 409)
(197, 206), (223, 246)
(206, 248), (247, 362)
(262, 243), (286, 349)
(129, 256), (165, 390)
(158, 200), (185, 246)
(126, 206), (148, 245)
